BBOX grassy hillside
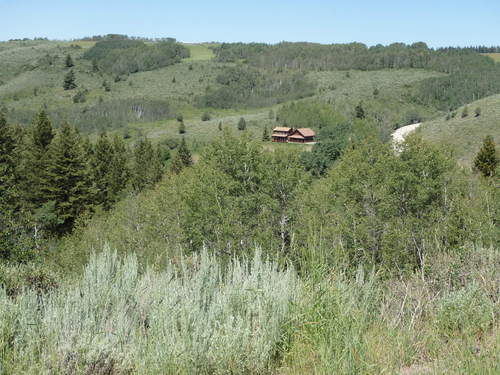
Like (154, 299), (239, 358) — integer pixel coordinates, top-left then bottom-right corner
(419, 94), (500, 167)
(483, 53), (500, 63)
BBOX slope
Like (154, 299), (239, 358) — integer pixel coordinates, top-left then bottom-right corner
(419, 94), (500, 167)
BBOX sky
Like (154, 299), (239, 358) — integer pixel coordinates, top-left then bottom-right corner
(1, 0), (499, 47)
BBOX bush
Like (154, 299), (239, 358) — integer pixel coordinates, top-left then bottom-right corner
(0, 248), (300, 373)
(435, 283), (495, 338)
(201, 112), (211, 121)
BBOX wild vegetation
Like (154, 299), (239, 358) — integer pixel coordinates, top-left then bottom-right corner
(1, 36), (499, 374)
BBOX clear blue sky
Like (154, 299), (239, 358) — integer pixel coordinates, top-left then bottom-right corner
(1, 0), (499, 47)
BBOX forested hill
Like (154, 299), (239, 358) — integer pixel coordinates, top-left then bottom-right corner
(212, 42), (500, 110)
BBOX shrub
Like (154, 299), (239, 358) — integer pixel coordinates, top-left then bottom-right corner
(201, 112), (211, 121)
(435, 283), (495, 338)
(0, 248), (300, 373)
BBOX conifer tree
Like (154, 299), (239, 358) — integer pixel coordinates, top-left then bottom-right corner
(0, 113), (18, 210)
(132, 138), (163, 191)
(170, 138), (193, 174)
(20, 110), (54, 208)
(237, 117), (246, 131)
(109, 135), (130, 200)
(474, 135), (498, 177)
(65, 54), (74, 68)
(91, 132), (115, 210)
(262, 126), (270, 141)
(45, 123), (92, 233)
(218, 121), (223, 131)
(63, 69), (77, 90)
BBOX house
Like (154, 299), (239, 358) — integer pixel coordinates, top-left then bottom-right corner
(288, 128), (315, 143)
(272, 127), (293, 142)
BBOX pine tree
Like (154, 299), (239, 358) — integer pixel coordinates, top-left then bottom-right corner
(132, 138), (163, 191)
(0, 112), (18, 210)
(45, 123), (92, 233)
(355, 102), (365, 119)
(63, 69), (77, 90)
(65, 54), (74, 68)
(237, 117), (246, 131)
(218, 121), (223, 131)
(170, 138), (192, 174)
(461, 105), (469, 118)
(20, 110), (54, 209)
(91, 132), (115, 210)
(474, 135), (498, 177)
(108, 135), (130, 200)
(262, 126), (270, 141)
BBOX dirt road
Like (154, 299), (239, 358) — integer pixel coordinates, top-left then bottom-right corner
(391, 123), (421, 144)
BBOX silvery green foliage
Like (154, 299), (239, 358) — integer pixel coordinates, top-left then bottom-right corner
(0, 247), (301, 374)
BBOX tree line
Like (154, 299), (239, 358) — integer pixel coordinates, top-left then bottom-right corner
(0, 111), (193, 262)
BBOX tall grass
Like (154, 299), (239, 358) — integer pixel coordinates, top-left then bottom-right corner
(0, 247), (301, 374)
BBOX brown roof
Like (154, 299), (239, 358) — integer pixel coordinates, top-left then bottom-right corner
(273, 126), (292, 132)
(272, 133), (288, 138)
(289, 134), (305, 139)
(295, 128), (315, 137)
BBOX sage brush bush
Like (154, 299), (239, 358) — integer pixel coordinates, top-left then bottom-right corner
(0, 247), (301, 374)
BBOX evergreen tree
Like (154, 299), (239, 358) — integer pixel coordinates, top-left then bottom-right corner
(63, 69), (77, 90)
(91, 132), (115, 210)
(170, 138), (192, 174)
(475, 107), (481, 117)
(461, 105), (469, 118)
(20, 111), (54, 208)
(132, 138), (163, 191)
(262, 126), (270, 141)
(65, 54), (74, 68)
(45, 123), (92, 233)
(237, 117), (246, 131)
(474, 135), (498, 177)
(0, 113), (18, 210)
(179, 121), (186, 134)
(109, 135), (130, 200)
(102, 80), (111, 92)
(355, 102), (365, 119)
(218, 121), (223, 131)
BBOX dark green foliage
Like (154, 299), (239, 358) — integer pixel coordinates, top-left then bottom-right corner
(176, 114), (183, 122)
(0, 113), (18, 210)
(65, 54), (74, 68)
(132, 138), (163, 191)
(91, 133), (115, 210)
(172, 76), (176, 83)
(63, 69), (77, 90)
(82, 39), (190, 75)
(200, 66), (315, 109)
(178, 121), (186, 134)
(237, 117), (246, 131)
(355, 102), (365, 119)
(461, 106), (468, 118)
(44, 123), (93, 233)
(201, 112), (211, 121)
(262, 127), (270, 141)
(170, 138), (192, 174)
(474, 135), (498, 177)
(20, 111), (54, 208)
(475, 107), (481, 117)
(373, 88), (379, 97)
(218, 121), (223, 131)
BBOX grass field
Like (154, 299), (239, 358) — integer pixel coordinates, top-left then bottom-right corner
(419, 93), (500, 167)
(183, 43), (217, 61)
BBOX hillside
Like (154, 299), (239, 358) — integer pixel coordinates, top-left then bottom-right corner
(420, 94), (500, 167)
